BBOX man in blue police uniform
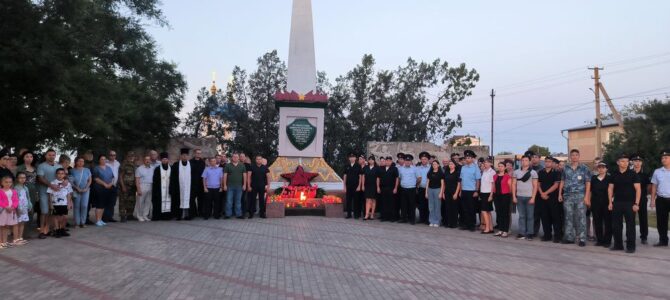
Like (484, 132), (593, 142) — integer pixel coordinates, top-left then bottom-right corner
(459, 150), (481, 231)
(398, 154), (421, 225)
(559, 149), (591, 247)
(651, 149), (670, 247)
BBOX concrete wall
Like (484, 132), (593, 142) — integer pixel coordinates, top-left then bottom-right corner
(567, 125), (623, 163)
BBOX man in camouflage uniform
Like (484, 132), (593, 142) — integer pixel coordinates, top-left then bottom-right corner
(559, 149), (591, 247)
(118, 151), (137, 222)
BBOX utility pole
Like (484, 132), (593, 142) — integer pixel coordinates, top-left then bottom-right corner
(589, 66), (604, 158)
(490, 89), (495, 157)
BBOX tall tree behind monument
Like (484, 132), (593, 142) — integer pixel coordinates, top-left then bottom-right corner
(0, 0), (186, 151)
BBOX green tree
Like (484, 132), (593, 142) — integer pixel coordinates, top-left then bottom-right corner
(527, 145), (550, 157)
(603, 99), (670, 170)
(0, 0), (186, 152)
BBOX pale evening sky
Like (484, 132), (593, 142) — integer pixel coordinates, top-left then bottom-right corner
(146, 0), (670, 154)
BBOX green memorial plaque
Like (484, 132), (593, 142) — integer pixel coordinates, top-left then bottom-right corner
(286, 118), (316, 151)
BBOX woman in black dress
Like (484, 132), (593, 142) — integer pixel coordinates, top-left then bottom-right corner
(589, 162), (612, 247)
(362, 156), (379, 220)
(443, 161), (461, 228)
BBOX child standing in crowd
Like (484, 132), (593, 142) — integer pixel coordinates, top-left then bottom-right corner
(0, 175), (19, 248)
(14, 172), (31, 245)
(47, 168), (73, 237)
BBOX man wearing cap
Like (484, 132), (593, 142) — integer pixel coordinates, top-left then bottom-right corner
(608, 154), (641, 253)
(170, 148), (193, 220)
(525, 151), (544, 172)
(416, 151), (432, 225)
(0, 149), (14, 181)
(631, 154), (651, 244)
(459, 150), (481, 231)
(537, 156), (562, 242)
(343, 153), (363, 219)
(378, 156), (400, 222)
(398, 154), (421, 224)
(651, 149), (670, 247)
(559, 149), (591, 246)
(151, 152), (174, 220)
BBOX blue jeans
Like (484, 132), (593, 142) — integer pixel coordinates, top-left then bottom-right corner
(73, 190), (90, 225)
(226, 186), (243, 217)
(517, 196), (534, 236)
(427, 188), (442, 225)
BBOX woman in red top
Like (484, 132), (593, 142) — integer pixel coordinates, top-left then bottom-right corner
(492, 162), (512, 237)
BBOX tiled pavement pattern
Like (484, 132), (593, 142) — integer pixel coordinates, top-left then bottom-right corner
(1, 217), (669, 300)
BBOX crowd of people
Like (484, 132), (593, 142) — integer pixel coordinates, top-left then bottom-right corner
(0, 147), (271, 248)
(342, 148), (670, 254)
(0, 145), (669, 254)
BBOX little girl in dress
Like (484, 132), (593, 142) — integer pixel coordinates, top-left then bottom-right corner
(0, 175), (19, 249)
(13, 172), (31, 245)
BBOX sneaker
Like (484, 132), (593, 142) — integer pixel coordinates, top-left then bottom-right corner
(516, 234), (524, 239)
(95, 221), (105, 227)
(526, 235), (533, 241)
(517, 236), (526, 240)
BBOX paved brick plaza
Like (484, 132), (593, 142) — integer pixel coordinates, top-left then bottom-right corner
(0, 217), (668, 300)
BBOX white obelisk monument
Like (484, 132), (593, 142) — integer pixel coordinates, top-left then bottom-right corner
(269, 0), (343, 190)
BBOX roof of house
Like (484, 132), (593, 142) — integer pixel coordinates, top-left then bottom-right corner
(564, 118), (622, 132)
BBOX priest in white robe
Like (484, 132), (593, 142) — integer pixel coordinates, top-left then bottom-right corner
(170, 148), (192, 220)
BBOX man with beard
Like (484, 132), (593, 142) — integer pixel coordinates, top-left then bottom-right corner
(170, 148), (194, 220)
(189, 149), (206, 218)
(151, 152), (174, 220)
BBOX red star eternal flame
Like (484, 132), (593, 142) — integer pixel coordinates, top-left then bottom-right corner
(280, 165), (319, 187)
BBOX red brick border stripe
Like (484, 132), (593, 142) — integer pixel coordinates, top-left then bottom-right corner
(110, 225), (505, 300)
(68, 238), (313, 300)
(0, 253), (116, 300)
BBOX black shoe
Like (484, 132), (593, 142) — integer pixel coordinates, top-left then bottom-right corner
(85, 219), (94, 225)
(578, 241), (585, 247)
(345, 215), (352, 219)
(60, 229), (70, 237)
(641, 239), (648, 245)
(107, 219), (118, 223)
(398, 220), (407, 223)
(602, 243), (611, 248)
(224, 216), (230, 219)
(561, 240), (575, 244)
(516, 234), (524, 239)
(526, 235), (533, 241)
(625, 248), (636, 253)
(260, 215), (266, 219)
(610, 245), (624, 251)
(53, 230), (61, 238)
(541, 236), (552, 242)
(553, 238), (561, 243)
(653, 242), (669, 247)
(248, 214), (254, 219)
(38, 233), (47, 239)
(120, 216), (127, 223)
(595, 242), (604, 246)
(236, 216), (245, 219)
